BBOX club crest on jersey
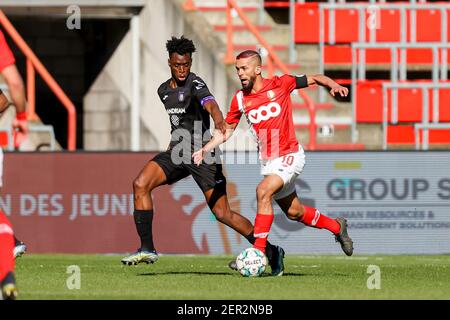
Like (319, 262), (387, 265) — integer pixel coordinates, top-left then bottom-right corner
(267, 90), (275, 101)
(178, 91), (185, 102)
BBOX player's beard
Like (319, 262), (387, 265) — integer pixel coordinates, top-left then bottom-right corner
(241, 77), (255, 93)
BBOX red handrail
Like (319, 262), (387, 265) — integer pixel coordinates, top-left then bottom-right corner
(224, 0), (317, 150)
(0, 10), (76, 151)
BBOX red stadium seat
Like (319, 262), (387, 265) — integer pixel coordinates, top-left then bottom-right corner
(295, 4), (360, 43)
(438, 87), (450, 121)
(387, 125), (415, 144)
(388, 125), (450, 145)
(413, 9), (442, 42)
(365, 48), (393, 64)
(428, 129), (450, 143)
(356, 80), (384, 122)
(405, 48), (433, 64)
(394, 87), (427, 122)
(294, 3), (320, 43)
(324, 45), (352, 64)
(372, 9), (401, 42)
(333, 8), (359, 43)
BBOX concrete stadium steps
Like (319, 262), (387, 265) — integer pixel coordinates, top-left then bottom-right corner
(0, 98), (60, 151)
(212, 24), (292, 46)
(198, 7), (262, 26)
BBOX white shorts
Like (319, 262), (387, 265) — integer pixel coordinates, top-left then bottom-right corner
(260, 148), (306, 200)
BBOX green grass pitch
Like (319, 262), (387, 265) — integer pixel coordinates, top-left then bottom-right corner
(14, 254), (450, 300)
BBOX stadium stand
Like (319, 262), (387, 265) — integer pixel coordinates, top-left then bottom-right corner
(289, 0), (450, 149)
(189, 0), (450, 150)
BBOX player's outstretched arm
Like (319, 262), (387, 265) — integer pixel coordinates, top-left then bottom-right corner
(306, 74), (349, 97)
(192, 122), (237, 166)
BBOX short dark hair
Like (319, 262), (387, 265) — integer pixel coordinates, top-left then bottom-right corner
(166, 36), (196, 57)
(236, 50), (262, 65)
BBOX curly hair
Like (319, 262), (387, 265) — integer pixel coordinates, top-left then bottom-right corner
(166, 36), (196, 57)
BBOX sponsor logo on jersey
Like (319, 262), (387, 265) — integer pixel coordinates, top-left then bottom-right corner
(167, 108), (186, 115)
(248, 102), (281, 124)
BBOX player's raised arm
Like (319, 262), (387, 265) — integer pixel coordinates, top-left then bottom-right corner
(192, 121), (237, 166)
(306, 74), (349, 97)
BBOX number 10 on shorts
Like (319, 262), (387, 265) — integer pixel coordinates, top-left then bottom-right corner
(282, 155), (294, 166)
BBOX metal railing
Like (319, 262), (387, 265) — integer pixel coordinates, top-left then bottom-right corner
(318, 2), (450, 104)
(351, 42), (450, 142)
(0, 10), (76, 150)
(381, 82), (450, 150)
(415, 123), (450, 150)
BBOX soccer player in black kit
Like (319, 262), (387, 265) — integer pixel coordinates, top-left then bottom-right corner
(121, 36), (285, 276)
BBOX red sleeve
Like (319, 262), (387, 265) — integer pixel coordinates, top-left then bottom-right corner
(0, 30), (15, 72)
(280, 74), (297, 93)
(225, 94), (242, 124)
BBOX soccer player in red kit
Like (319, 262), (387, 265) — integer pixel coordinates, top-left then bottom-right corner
(0, 29), (28, 258)
(0, 192), (17, 300)
(0, 89), (19, 299)
(193, 50), (353, 275)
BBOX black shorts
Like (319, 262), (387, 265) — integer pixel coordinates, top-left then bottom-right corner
(152, 150), (226, 193)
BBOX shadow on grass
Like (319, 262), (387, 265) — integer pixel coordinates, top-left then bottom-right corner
(137, 271), (233, 276)
(280, 272), (351, 277)
(137, 271), (324, 278)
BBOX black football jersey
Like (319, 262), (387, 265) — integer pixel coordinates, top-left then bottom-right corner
(157, 73), (215, 151)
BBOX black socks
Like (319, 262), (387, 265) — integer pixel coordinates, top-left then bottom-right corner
(133, 209), (155, 252)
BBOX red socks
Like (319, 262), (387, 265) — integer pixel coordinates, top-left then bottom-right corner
(0, 213), (15, 282)
(300, 206), (341, 234)
(253, 213), (274, 253)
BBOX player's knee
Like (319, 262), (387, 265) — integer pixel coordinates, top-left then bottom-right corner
(211, 207), (228, 222)
(133, 177), (149, 194)
(256, 185), (273, 204)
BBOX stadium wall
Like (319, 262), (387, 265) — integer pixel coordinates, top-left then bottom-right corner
(3, 151), (450, 255)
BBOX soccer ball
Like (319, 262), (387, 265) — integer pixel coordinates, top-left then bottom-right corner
(235, 247), (267, 277)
